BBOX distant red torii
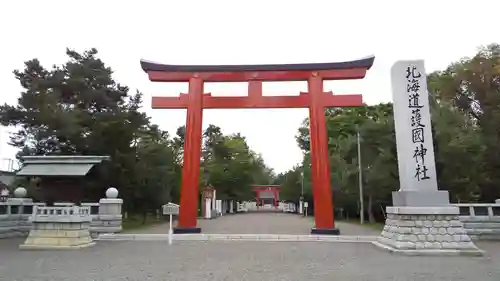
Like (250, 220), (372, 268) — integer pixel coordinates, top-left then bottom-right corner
(253, 185), (280, 209)
(141, 56), (375, 235)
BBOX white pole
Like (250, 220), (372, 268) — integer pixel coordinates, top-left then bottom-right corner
(168, 214), (173, 245)
(205, 198), (212, 218)
(357, 129), (364, 225)
(301, 171), (304, 196)
(300, 171), (304, 214)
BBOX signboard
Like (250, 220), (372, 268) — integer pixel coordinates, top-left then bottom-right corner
(162, 202), (179, 246)
(304, 202), (309, 208)
(162, 203), (179, 215)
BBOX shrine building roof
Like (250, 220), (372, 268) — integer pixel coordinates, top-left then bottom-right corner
(16, 156), (110, 177)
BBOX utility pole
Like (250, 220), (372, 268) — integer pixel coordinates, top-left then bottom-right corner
(357, 127), (364, 224)
(299, 170), (304, 215)
(301, 171), (304, 196)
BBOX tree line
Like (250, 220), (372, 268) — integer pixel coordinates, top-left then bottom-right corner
(277, 44), (500, 222)
(4, 45), (499, 222)
(0, 48), (276, 216)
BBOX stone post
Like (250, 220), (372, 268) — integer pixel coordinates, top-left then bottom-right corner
(202, 188), (214, 219)
(204, 197), (211, 219)
(212, 189), (216, 212)
(373, 60), (482, 256)
(11, 187), (34, 235)
(216, 200), (222, 216)
(1, 187), (34, 238)
(211, 189), (217, 218)
(222, 200), (227, 214)
(97, 187), (123, 233)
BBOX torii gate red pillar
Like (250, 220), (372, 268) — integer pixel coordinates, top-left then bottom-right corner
(141, 56), (375, 234)
(308, 74), (334, 230)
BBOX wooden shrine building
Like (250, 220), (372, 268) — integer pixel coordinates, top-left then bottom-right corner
(16, 156), (110, 204)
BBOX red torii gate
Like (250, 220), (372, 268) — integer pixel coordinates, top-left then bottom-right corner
(141, 56), (374, 235)
(253, 185), (280, 209)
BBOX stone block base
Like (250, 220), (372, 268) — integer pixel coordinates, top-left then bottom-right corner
(20, 229), (95, 250)
(374, 206), (484, 256)
(20, 241), (95, 250)
(91, 217), (122, 234)
(173, 227), (201, 234)
(310, 227), (340, 235)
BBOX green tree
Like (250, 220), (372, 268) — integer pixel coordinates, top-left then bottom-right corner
(201, 125), (274, 201)
(0, 48), (180, 216)
(276, 166), (303, 201)
(428, 44), (499, 201)
(287, 96), (485, 221)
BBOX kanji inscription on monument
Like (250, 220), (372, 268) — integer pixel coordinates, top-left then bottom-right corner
(391, 60), (438, 192)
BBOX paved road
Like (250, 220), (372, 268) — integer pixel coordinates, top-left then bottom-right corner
(132, 212), (380, 236)
(1, 238), (498, 280)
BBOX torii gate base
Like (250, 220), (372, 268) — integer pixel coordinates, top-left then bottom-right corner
(142, 56), (375, 235)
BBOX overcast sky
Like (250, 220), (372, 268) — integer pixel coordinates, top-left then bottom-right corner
(0, 0), (498, 173)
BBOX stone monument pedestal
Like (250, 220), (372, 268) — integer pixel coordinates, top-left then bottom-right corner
(392, 190), (450, 207)
(20, 205), (94, 250)
(374, 202), (483, 256)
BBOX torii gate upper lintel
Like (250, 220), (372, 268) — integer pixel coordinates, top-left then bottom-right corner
(141, 56), (375, 235)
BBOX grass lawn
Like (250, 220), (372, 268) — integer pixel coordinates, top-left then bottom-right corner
(122, 214), (166, 231)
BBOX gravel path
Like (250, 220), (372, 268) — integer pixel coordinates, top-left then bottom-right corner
(131, 212), (380, 236)
(1, 238), (498, 281)
(4, 213), (490, 280)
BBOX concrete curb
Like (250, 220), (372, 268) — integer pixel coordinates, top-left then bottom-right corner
(96, 233), (377, 243)
(371, 241), (485, 256)
(19, 242), (96, 250)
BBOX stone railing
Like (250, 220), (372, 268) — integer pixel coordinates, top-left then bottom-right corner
(32, 205), (91, 222)
(237, 202), (249, 212)
(0, 188), (123, 239)
(80, 202), (121, 237)
(246, 201), (258, 211)
(279, 202), (297, 213)
(213, 200), (239, 215)
(453, 202), (500, 240)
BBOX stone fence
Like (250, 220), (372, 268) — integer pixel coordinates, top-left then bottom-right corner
(0, 188), (122, 239)
(207, 200), (299, 216)
(453, 201), (500, 240)
(235, 201), (297, 212)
